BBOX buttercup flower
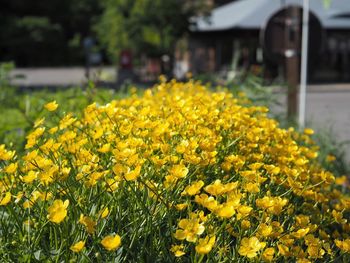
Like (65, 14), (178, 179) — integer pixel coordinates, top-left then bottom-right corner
(101, 234), (121, 251)
(79, 214), (97, 234)
(195, 236), (216, 254)
(0, 192), (11, 206)
(170, 244), (186, 257)
(47, 199), (69, 224)
(44, 100), (58, 111)
(70, 240), (85, 253)
(238, 237), (266, 258)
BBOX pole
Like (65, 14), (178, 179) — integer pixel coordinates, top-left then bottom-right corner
(299, 0), (310, 129)
(285, 6), (300, 120)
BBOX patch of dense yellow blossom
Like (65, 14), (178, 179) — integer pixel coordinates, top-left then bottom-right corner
(0, 79), (349, 261)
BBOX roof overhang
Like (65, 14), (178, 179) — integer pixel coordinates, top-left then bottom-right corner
(192, 0), (350, 32)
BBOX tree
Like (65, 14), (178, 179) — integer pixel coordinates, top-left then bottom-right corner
(0, 0), (102, 66)
(95, 0), (211, 66)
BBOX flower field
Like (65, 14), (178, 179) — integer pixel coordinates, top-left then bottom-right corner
(0, 79), (349, 262)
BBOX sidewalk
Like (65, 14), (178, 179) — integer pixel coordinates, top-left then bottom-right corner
(272, 83), (350, 93)
(10, 67), (350, 92)
(10, 67), (116, 87)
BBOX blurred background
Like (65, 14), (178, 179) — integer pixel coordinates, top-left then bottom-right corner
(1, 0), (350, 83)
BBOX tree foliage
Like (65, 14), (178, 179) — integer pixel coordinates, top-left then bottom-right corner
(96, 0), (211, 62)
(0, 0), (102, 66)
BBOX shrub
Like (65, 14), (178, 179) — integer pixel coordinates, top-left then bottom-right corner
(0, 80), (349, 262)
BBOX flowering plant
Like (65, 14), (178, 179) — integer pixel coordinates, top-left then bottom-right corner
(0, 79), (349, 262)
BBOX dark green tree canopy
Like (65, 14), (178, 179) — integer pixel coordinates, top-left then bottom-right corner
(0, 0), (102, 66)
(96, 0), (211, 61)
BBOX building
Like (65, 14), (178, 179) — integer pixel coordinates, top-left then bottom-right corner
(187, 0), (350, 82)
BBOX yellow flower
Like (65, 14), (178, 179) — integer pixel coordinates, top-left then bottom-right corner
(264, 164), (280, 175)
(215, 204), (235, 219)
(169, 164), (189, 179)
(262, 247), (275, 262)
(181, 180), (204, 196)
(238, 237), (266, 258)
(23, 200), (33, 209)
(241, 219), (251, 230)
(22, 150), (39, 162)
(292, 228), (310, 239)
(44, 100), (58, 111)
(79, 214), (97, 234)
(22, 171), (38, 184)
(256, 196), (288, 215)
(101, 234), (121, 251)
(195, 236), (216, 254)
(106, 178), (119, 192)
(124, 165), (141, 181)
(335, 239), (350, 253)
(305, 235), (325, 259)
(326, 154), (336, 162)
(175, 203), (188, 211)
(236, 205), (252, 219)
(295, 215), (310, 227)
(303, 128), (314, 135)
(98, 143), (111, 153)
(244, 182), (260, 193)
(0, 192), (11, 206)
(256, 224), (270, 239)
(47, 199), (69, 224)
(70, 240), (85, 253)
(335, 176), (347, 185)
(174, 213), (205, 243)
(170, 244), (186, 257)
(0, 145), (15, 161)
(332, 210), (347, 224)
(204, 180), (238, 196)
(100, 207), (109, 219)
(195, 194), (218, 212)
(59, 113), (76, 129)
(4, 162), (18, 174)
(277, 244), (290, 256)
(49, 126), (58, 134)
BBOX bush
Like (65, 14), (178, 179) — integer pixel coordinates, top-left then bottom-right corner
(0, 80), (349, 262)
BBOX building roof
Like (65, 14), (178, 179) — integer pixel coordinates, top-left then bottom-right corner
(193, 0), (350, 31)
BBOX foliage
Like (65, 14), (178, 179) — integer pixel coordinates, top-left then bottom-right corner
(96, 0), (211, 62)
(0, 0), (102, 66)
(0, 80), (349, 262)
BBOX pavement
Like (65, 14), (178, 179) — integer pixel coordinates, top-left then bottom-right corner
(8, 67), (350, 163)
(10, 67), (117, 87)
(271, 86), (350, 164)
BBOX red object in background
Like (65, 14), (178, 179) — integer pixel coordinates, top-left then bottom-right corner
(120, 50), (133, 70)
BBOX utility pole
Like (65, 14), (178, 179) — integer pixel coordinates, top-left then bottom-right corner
(299, 0), (310, 129)
(285, 6), (301, 120)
